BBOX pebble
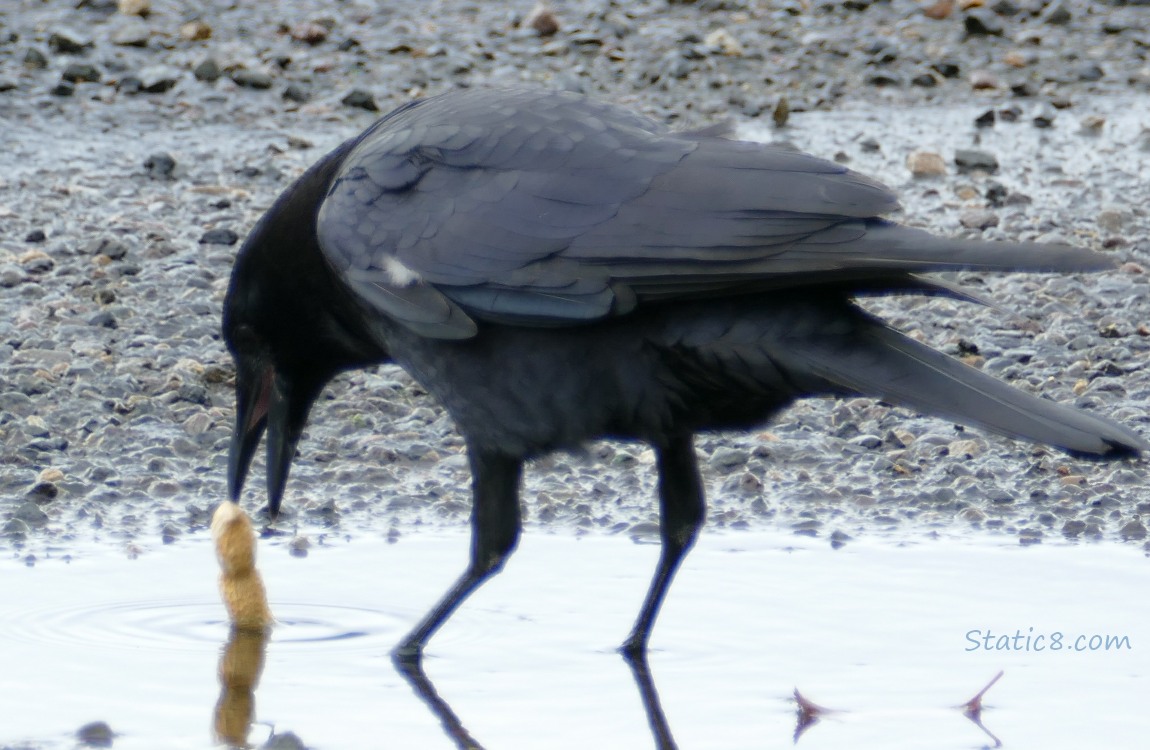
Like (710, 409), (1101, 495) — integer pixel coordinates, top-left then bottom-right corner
(710, 447), (749, 470)
(62, 63), (102, 83)
(13, 502), (49, 527)
(143, 152), (176, 179)
(907, 149), (946, 177)
(263, 731), (308, 750)
(118, 0), (150, 16)
(48, 29), (92, 54)
(180, 20), (212, 41)
(135, 65), (180, 93)
(705, 28), (744, 57)
(959, 209), (1000, 230)
(200, 228), (239, 245)
(963, 9), (1004, 36)
(954, 148), (999, 173)
(77, 720), (115, 748)
(1042, 1), (1071, 25)
(231, 69), (274, 90)
(1120, 520), (1147, 541)
(948, 439), (982, 458)
(524, 4), (560, 37)
(111, 20), (150, 47)
(342, 89), (379, 111)
(194, 58), (221, 82)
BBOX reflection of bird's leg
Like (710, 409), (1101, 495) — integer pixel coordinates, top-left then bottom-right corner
(959, 671), (1004, 749)
(623, 650), (678, 750)
(393, 655), (486, 750)
(621, 436), (705, 658)
(211, 501), (273, 748)
(394, 448), (522, 662)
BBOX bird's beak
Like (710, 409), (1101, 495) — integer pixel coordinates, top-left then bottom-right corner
(228, 364), (273, 505)
(229, 359), (317, 520)
(264, 373), (304, 520)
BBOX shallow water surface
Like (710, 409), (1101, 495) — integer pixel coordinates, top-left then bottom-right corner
(1, 531), (1147, 749)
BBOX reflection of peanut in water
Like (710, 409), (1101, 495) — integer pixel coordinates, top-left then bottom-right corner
(211, 501), (273, 631)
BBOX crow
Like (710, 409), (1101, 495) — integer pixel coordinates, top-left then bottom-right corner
(223, 87), (1146, 662)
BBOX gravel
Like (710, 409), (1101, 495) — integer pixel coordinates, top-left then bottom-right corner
(0, 0), (1147, 559)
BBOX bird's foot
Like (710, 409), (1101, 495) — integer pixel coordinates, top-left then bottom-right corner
(391, 640), (426, 670)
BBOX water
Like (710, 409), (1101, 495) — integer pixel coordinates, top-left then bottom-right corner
(2, 530), (1147, 749)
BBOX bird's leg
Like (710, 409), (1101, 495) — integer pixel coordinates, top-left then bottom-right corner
(393, 448), (523, 665)
(620, 435), (705, 660)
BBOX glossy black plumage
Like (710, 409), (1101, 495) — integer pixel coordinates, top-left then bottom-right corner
(223, 87), (1146, 662)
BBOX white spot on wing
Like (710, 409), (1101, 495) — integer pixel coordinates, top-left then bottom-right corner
(383, 256), (422, 286)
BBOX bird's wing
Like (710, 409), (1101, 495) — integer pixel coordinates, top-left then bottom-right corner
(316, 88), (1099, 339)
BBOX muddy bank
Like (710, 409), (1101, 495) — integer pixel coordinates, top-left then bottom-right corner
(0, 0), (1147, 561)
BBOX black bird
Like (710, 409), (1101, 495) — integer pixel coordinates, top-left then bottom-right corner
(223, 87), (1146, 661)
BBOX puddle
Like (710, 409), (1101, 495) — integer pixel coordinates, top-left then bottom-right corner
(1, 531), (1147, 749)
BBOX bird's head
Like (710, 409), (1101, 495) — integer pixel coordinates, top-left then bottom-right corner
(223, 140), (388, 518)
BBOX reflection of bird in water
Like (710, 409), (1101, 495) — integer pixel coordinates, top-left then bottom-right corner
(211, 500), (273, 632)
(211, 501), (273, 748)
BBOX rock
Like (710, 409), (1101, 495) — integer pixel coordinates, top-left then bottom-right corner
(947, 439), (982, 458)
(110, 19), (150, 47)
(342, 89), (378, 111)
(931, 61), (960, 78)
(772, 97), (789, 128)
(290, 22), (329, 45)
(118, 0), (150, 16)
(1041, 0), (1071, 24)
(262, 730), (307, 750)
(23, 47), (48, 69)
(135, 65), (180, 93)
(922, 0), (954, 19)
(1077, 63), (1104, 82)
(13, 501), (49, 527)
(180, 20), (212, 41)
(960, 209), (999, 230)
(523, 3), (560, 37)
(954, 148), (999, 173)
(62, 62), (102, 83)
(143, 152), (176, 179)
(969, 70), (1000, 90)
(88, 311), (117, 328)
(1061, 519), (1086, 537)
(1080, 114), (1106, 133)
(1032, 106), (1056, 128)
(709, 447), (749, 470)
(705, 28), (743, 57)
(0, 264), (24, 287)
(199, 228), (239, 245)
(85, 237), (130, 260)
(2, 518), (30, 538)
(907, 149), (946, 177)
(963, 9), (1004, 36)
(1120, 519), (1147, 541)
(283, 83), (310, 103)
(1097, 207), (1130, 233)
(77, 720), (115, 748)
(48, 29), (92, 54)
(193, 58), (221, 82)
(231, 69), (273, 89)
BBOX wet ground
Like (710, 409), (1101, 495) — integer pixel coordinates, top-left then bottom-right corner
(1, 0), (1149, 748)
